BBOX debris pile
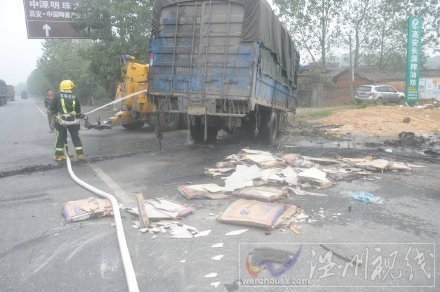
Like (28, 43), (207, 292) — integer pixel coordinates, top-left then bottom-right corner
(217, 199), (307, 230)
(63, 197), (113, 223)
(127, 198), (194, 220)
(130, 219), (212, 239)
(126, 198), (211, 239)
(201, 149), (413, 196)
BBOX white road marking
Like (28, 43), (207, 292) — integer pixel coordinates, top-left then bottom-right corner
(65, 232), (108, 262)
(34, 104), (47, 118)
(88, 163), (134, 204)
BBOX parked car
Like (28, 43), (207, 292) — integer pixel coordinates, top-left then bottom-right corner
(21, 90), (28, 99)
(355, 85), (405, 104)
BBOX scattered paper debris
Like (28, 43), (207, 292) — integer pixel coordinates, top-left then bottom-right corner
(170, 225), (195, 239)
(218, 199), (286, 230)
(211, 255), (224, 261)
(233, 186), (288, 202)
(288, 187), (328, 197)
(63, 198), (113, 223)
(298, 167), (334, 188)
(282, 166), (298, 186)
(127, 198), (194, 220)
(210, 282), (221, 288)
(180, 260), (186, 263)
(212, 243), (224, 248)
(178, 184), (229, 200)
(224, 165), (262, 191)
(356, 159), (392, 172)
(194, 230), (212, 238)
(204, 273), (218, 278)
(225, 229), (249, 236)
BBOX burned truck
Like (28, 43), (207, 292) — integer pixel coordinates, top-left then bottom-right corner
(148, 0), (299, 144)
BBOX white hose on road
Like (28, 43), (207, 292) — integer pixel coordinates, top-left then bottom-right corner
(84, 89), (148, 116)
(64, 149), (140, 292)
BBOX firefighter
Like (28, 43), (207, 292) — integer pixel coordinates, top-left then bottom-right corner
(44, 89), (55, 132)
(51, 80), (85, 161)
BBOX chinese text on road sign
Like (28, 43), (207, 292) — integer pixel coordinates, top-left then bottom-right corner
(405, 16), (423, 104)
(23, 0), (89, 39)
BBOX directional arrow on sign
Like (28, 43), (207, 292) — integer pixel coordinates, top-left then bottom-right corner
(43, 24), (51, 37)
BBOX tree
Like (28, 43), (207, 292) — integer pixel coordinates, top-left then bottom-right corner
(78, 0), (153, 94)
(341, 0), (373, 68)
(36, 40), (105, 103)
(27, 69), (51, 96)
(363, 0), (437, 69)
(273, 0), (343, 65)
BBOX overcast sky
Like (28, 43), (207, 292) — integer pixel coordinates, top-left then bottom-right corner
(0, 1), (42, 86)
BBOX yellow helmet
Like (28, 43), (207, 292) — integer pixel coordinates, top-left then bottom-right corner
(59, 80), (75, 91)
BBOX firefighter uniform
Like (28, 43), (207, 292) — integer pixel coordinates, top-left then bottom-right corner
(51, 80), (84, 160)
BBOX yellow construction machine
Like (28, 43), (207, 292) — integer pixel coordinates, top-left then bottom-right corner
(85, 55), (180, 131)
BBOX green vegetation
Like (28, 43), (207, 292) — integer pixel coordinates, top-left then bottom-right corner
(273, 0), (439, 68)
(295, 108), (334, 123)
(27, 0), (153, 104)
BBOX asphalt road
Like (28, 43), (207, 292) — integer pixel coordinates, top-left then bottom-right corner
(0, 98), (439, 291)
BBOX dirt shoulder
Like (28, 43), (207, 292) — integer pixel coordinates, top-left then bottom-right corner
(310, 105), (440, 136)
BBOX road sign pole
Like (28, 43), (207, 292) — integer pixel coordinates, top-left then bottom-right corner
(405, 16), (423, 105)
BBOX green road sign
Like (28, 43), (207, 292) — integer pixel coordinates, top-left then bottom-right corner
(405, 16), (423, 104)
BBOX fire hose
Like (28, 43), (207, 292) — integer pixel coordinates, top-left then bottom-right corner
(83, 89), (148, 116)
(64, 148), (140, 292)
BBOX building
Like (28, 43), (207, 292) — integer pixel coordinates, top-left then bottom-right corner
(298, 66), (440, 106)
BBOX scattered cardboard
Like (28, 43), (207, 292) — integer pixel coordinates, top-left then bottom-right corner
(224, 165), (262, 191)
(288, 187), (328, 197)
(63, 197), (113, 223)
(233, 186), (288, 202)
(282, 166), (298, 186)
(298, 167), (334, 188)
(356, 159), (392, 172)
(217, 199), (286, 230)
(177, 184), (229, 200)
(389, 162), (412, 172)
(127, 198), (193, 220)
(224, 229), (249, 236)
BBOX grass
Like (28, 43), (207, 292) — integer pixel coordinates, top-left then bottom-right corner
(295, 108), (333, 123)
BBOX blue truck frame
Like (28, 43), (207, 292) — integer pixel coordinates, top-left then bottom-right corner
(149, 0), (299, 143)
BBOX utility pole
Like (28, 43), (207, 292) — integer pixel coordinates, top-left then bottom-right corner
(349, 34), (354, 100)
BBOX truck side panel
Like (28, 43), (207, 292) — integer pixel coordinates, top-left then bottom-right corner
(149, 1), (254, 103)
(149, 0), (297, 116)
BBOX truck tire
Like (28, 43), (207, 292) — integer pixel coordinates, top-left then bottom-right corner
(190, 117), (203, 143)
(157, 99), (180, 131)
(189, 117), (218, 143)
(158, 112), (180, 131)
(122, 121), (145, 130)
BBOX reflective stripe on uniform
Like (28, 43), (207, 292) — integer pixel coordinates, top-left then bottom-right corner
(73, 100), (76, 111)
(75, 147), (83, 151)
(61, 98), (68, 114)
(56, 148), (64, 151)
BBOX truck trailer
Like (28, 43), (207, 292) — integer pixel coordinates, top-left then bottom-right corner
(0, 79), (8, 106)
(148, 0), (299, 144)
(7, 85), (15, 101)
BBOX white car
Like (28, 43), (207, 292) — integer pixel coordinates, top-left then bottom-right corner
(355, 85), (405, 104)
